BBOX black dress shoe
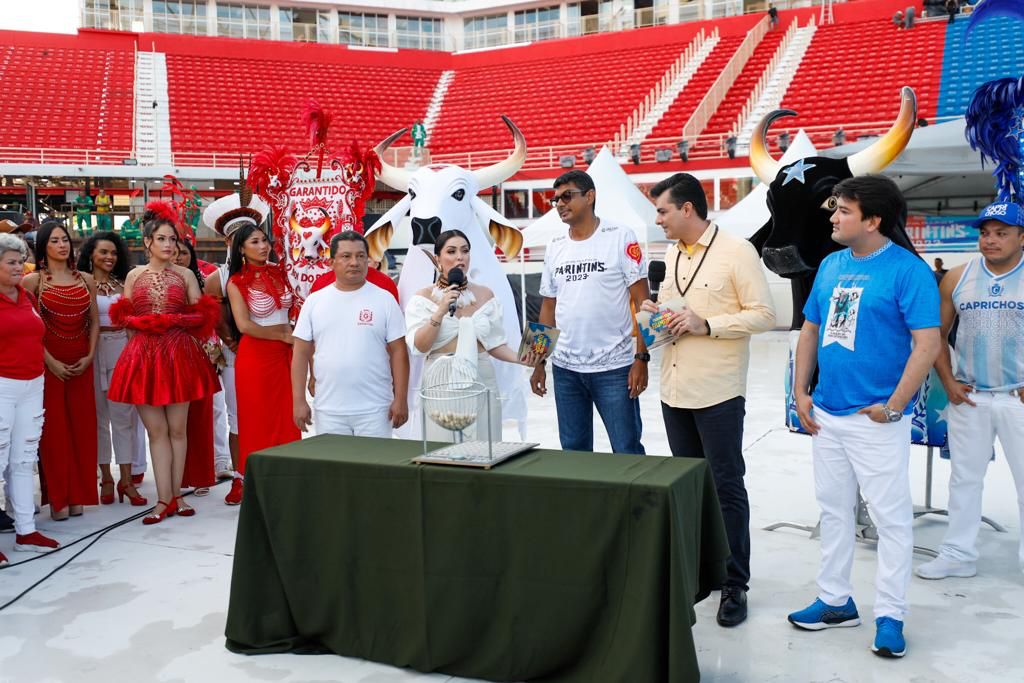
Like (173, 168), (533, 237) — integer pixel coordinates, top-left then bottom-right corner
(716, 586), (748, 627)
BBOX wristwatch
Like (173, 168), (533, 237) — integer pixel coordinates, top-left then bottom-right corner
(634, 352), (651, 362)
(881, 404), (903, 422)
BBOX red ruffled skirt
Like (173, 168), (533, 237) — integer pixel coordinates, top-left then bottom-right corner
(235, 335), (300, 474)
(109, 328), (219, 406)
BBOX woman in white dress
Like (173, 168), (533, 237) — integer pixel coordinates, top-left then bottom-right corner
(406, 230), (525, 441)
(76, 232), (147, 506)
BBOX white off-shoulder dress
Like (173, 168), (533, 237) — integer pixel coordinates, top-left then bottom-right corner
(405, 294), (507, 442)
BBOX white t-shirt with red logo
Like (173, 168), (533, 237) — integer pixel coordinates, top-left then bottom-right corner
(540, 222), (647, 372)
(293, 282), (406, 416)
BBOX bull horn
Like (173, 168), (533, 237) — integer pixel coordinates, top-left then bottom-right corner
(847, 87), (917, 177)
(472, 116), (527, 189)
(750, 109), (797, 184)
(374, 128), (412, 191)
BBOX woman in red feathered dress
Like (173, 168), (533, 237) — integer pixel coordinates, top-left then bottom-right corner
(223, 221), (299, 505)
(108, 203), (219, 524)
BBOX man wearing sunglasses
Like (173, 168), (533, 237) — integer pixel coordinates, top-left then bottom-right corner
(641, 172), (776, 627)
(532, 170), (650, 455)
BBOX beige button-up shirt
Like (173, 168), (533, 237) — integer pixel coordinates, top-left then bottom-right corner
(659, 222), (776, 409)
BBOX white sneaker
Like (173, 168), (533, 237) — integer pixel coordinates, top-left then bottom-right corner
(915, 556), (977, 580)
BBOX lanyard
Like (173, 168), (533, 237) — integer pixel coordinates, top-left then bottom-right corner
(673, 226), (718, 299)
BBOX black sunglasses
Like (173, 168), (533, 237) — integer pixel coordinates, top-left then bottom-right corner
(549, 189), (589, 206)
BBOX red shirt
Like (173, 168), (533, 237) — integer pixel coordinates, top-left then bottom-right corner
(310, 268), (400, 302)
(0, 286), (45, 380)
(198, 259), (218, 277)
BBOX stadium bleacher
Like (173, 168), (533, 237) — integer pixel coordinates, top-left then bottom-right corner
(936, 15), (1024, 118)
(2, 0), (1023, 172)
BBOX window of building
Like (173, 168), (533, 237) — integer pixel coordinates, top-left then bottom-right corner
(216, 3), (271, 40)
(396, 16), (444, 51)
(503, 190), (529, 220)
(464, 13), (508, 50)
(514, 6), (561, 43)
(83, 0), (144, 32)
(280, 7), (332, 43)
(152, 0), (207, 36)
(338, 11), (389, 48)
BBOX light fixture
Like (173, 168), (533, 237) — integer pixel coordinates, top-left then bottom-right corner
(778, 132), (791, 153)
(582, 147), (596, 164)
(629, 144), (641, 165)
(677, 140), (690, 162)
(559, 155), (575, 168)
(655, 148), (673, 163)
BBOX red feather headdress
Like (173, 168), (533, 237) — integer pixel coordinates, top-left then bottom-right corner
(249, 145), (296, 198)
(301, 99), (332, 179)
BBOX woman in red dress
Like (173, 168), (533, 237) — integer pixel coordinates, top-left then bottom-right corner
(22, 221), (99, 521)
(108, 203), (219, 524)
(224, 222), (299, 505)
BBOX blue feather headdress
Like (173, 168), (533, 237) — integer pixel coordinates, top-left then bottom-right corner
(963, 0), (1024, 201)
(965, 76), (1024, 202)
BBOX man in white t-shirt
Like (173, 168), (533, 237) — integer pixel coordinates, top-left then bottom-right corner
(291, 231), (409, 437)
(530, 170), (650, 454)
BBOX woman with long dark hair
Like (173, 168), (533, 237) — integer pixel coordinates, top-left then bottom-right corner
(107, 203), (219, 524)
(77, 232), (146, 506)
(174, 238), (218, 496)
(22, 221), (99, 521)
(224, 221), (298, 504)
(405, 229), (525, 441)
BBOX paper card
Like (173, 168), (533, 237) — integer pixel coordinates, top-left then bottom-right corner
(635, 296), (687, 351)
(517, 322), (560, 365)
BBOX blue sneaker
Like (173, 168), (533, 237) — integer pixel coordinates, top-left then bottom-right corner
(872, 616), (906, 658)
(787, 597), (861, 630)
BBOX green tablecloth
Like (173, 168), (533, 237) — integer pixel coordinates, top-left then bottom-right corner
(225, 436), (729, 682)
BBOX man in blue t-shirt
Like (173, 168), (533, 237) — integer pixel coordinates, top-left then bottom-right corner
(787, 176), (941, 659)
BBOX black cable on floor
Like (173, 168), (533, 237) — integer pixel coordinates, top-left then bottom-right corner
(0, 481), (229, 612)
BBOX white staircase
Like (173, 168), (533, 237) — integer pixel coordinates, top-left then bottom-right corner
(736, 20), (817, 150)
(619, 32), (720, 153)
(423, 70), (454, 146)
(134, 51), (172, 165)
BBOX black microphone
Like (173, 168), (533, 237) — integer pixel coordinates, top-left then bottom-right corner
(447, 266), (465, 316)
(648, 260), (666, 303)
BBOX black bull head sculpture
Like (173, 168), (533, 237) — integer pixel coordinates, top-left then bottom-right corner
(748, 87), (919, 329)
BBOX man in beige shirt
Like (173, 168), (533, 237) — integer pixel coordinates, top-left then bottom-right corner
(641, 173), (775, 627)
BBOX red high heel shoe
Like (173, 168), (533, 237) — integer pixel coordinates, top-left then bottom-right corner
(142, 498), (177, 525)
(175, 496), (196, 517)
(100, 480), (115, 505)
(117, 481), (148, 506)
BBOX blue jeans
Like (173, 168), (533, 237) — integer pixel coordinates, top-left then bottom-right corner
(552, 364), (644, 455)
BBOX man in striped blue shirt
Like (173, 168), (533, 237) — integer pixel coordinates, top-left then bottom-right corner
(916, 202), (1024, 580)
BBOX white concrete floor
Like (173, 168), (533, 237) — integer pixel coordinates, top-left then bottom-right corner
(2, 331), (1023, 683)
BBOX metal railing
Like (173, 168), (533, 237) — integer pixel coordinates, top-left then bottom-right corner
(683, 16), (769, 141)
(0, 147), (134, 166)
(730, 18), (801, 138)
(613, 29), (713, 150)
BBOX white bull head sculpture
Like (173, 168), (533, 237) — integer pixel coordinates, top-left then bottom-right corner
(366, 116), (529, 438)
(364, 115), (525, 265)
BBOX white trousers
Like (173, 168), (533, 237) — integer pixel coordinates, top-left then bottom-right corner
(94, 361), (145, 467)
(315, 410), (392, 438)
(813, 407), (913, 620)
(212, 361), (237, 473)
(940, 391), (1024, 566)
(0, 375), (44, 535)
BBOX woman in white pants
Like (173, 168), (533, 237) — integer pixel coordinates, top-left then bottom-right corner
(0, 232), (60, 563)
(77, 232), (147, 507)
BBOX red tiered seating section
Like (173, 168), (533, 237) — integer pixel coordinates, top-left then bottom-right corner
(162, 39), (443, 160)
(648, 34), (747, 141)
(430, 39), (706, 155)
(778, 16), (946, 151)
(0, 31), (134, 155)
